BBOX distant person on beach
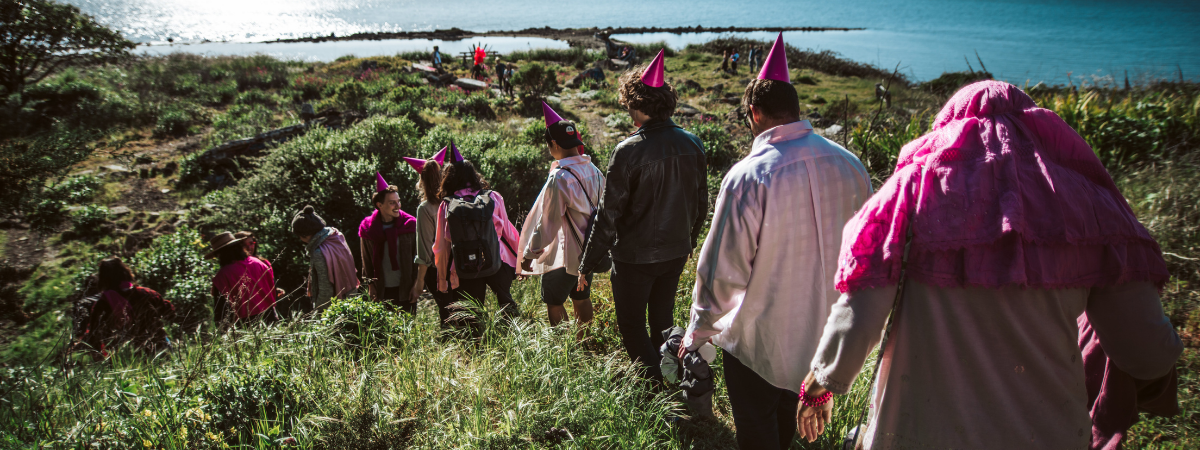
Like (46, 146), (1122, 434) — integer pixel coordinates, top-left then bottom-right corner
(519, 102), (603, 335)
(504, 65), (516, 96)
(751, 46), (764, 73)
(208, 231), (281, 324)
(432, 45), (443, 71)
(402, 148), (456, 326)
(434, 147), (523, 322)
(681, 34), (872, 450)
(359, 173), (418, 314)
(81, 256), (174, 357)
(720, 50), (729, 73)
(494, 59), (507, 91)
(578, 50), (708, 381)
(795, 80), (1182, 449)
(730, 50), (740, 73)
(292, 205), (359, 314)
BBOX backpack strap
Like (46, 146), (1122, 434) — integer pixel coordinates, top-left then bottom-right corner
(559, 166), (603, 249)
(560, 166), (602, 212)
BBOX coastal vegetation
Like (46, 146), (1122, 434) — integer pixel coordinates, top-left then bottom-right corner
(0, 25), (1197, 449)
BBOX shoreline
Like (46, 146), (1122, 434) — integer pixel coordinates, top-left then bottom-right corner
(265, 25), (864, 49)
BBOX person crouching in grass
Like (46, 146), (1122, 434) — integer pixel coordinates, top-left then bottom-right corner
(518, 102), (603, 338)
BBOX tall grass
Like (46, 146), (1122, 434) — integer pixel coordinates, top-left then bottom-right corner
(0, 251), (879, 449)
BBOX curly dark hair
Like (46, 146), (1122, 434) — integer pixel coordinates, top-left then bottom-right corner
(372, 184), (399, 208)
(417, 161), (443, 203)
(618, 66), (678, 122)
(741, 78), (800, 121)
(438, 160), (489, 199)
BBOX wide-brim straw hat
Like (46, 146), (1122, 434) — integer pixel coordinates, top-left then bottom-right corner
(204, 231), (247, 259)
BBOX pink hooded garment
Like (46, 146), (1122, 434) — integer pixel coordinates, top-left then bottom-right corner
(834, 80), (1168, 293)
(315, 229), (360, 299)
(833, 80), (1174, 449)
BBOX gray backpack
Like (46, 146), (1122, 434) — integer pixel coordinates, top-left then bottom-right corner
(444, 190), (501, 279)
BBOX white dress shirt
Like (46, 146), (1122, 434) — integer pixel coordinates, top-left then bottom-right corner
(518, 155), (604, 277)
(683, 120), (873, 392)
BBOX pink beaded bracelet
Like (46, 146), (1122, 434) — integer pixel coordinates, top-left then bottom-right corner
(799, 382), (833, 407)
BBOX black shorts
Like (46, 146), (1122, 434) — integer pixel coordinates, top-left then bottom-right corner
(541, 267), (592, 306)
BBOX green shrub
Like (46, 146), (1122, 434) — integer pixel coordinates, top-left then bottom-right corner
(512, 62), (559, 101)
(47, 175), (102, 204)
(130, 227), (217, 326)
(795, 75), (820, 85)
(202, 367), (312, 436)
(26, 197), (65, 233)
(207, 103), (287, 145)
(521, 119), (548, 146)
(454, 93), (496, 120)
(329, 80), (370, 111)
(687, 121), (741, 175)
(292, 74), (327, 100)
(154, 104), (202, 138)
(196, 78), (238, 105)
(322, 295), (401, 347)
(70, 204), (109, 233)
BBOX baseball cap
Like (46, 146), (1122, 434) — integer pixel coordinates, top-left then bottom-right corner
(546, 120), (585, 149)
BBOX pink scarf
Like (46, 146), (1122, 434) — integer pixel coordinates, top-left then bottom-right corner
(317, 229), (360, 298)
(358, 208), (417, 274)
(835, 80), (1168, 292)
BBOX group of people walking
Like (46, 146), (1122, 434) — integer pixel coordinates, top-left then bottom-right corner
(77, 33), (1183, 450)
(721, 46), (763, 74)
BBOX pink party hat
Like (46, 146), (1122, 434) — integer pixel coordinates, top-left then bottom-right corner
(401, 157), (426, 172)
(431, 146), (448, 164)
(640, 49), (666, 87)
(374, 172), (389, 192)
(449, 143), (464, 163)
(758, 33), (790, 83)
(542, 101), (564, 127)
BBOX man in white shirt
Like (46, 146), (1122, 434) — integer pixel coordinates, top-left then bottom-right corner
(519, 102), (604, 333)
(680, 34), (873, 450)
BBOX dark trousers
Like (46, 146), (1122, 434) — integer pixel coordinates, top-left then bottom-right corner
(611, 256), (687, 380)
(381, 286), (417, 315)
(723, 349), (799, 450)
(454, 263), (520, 318)
(426, 265), (457, 326)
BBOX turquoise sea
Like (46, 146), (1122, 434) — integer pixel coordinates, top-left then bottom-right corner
(66, 0), (1200, 84)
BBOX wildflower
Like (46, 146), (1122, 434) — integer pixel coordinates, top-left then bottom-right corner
(143, 439), (153, 448)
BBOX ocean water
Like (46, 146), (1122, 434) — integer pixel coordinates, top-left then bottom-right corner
(67, 0), (1200, 84)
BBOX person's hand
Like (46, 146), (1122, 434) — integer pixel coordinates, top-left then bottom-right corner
(677, 337), (711, 360)
(576, 272), (589, 292)
(408, 284), (423, 304)
(796, 378), (834, 443)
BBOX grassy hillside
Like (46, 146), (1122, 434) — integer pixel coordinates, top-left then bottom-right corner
(1, 38), (1197, 448)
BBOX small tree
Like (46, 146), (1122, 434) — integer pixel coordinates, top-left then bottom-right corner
(0, 0), (135, 102)
(511, 62), (559, 100)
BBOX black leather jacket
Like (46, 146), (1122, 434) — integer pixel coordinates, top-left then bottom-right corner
(580, 118), (708, 272)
